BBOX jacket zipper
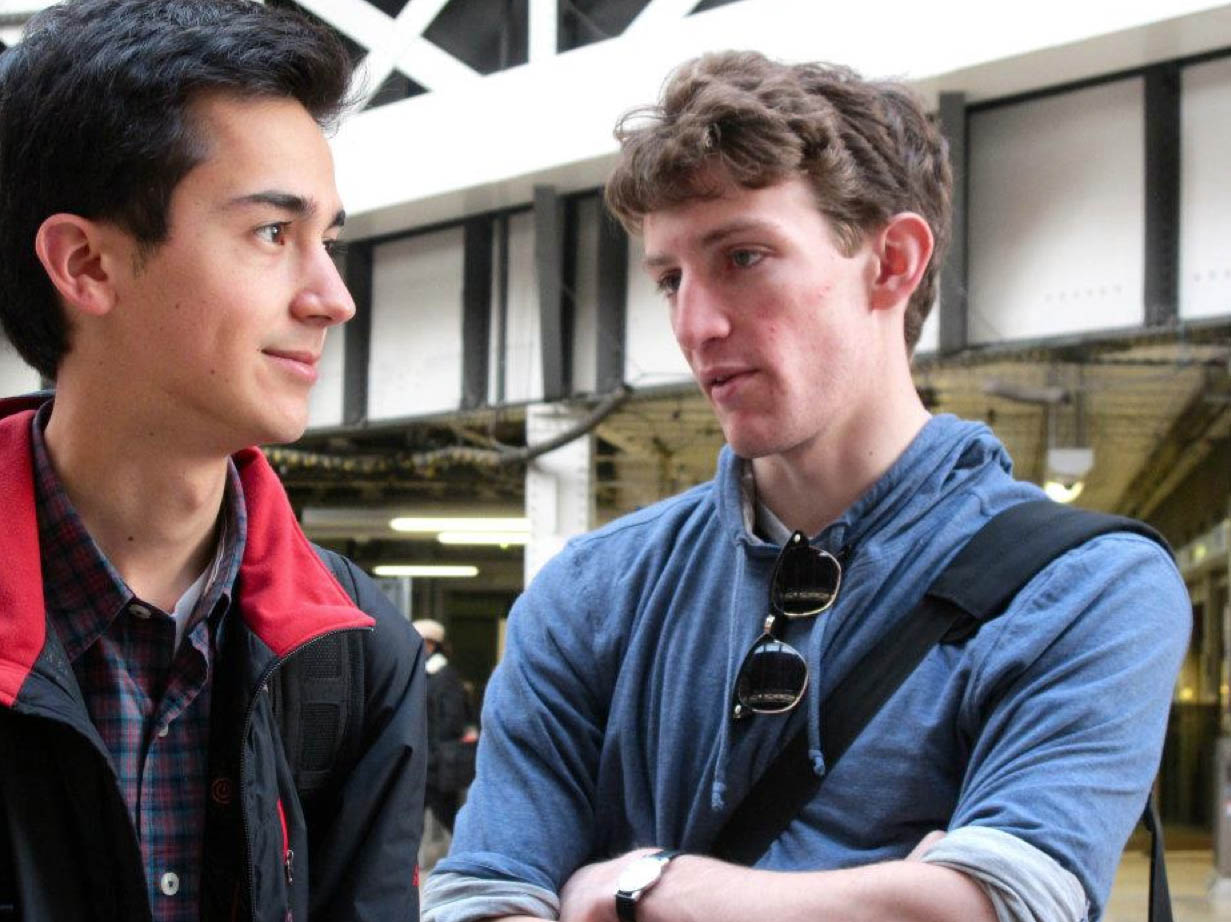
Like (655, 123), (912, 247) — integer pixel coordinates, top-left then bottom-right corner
(276, 798), (293, 884)
(237, 626), (370, 921)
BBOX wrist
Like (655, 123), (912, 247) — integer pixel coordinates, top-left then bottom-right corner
(614, 849), (681, 922)
(636, 855), (750, 922)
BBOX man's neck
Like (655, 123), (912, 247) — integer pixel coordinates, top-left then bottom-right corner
(44, 395), (231, 611)
(751, 393), (931, 538)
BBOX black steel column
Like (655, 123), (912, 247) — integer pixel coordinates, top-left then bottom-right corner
(461, 217), (494, 409)
(1143, 64), (1181, 327)
(495, 214), (509, 404)
(535, 185), (567, 401)
(937, 91), (968, 355)
(596, 207), (628, 392)
(561, 198), (579, 395)
(342, 242), (372, 426)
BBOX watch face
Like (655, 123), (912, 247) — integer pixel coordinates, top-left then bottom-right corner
(617, 855), (664, 893)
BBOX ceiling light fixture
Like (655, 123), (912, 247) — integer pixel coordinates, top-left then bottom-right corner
(1043, 446), (1093, 505)
(372, 564), (480, 578)
(437, 531), (529, 547)
(1042, 479), (1084, 504)
(389, 516), (530, 534)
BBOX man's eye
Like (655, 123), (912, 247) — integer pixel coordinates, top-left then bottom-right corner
(255, 223), (288, 245)
(324, 238), (347, 258)
(656, 272), (681, 296)
(730, 249), (763, 269)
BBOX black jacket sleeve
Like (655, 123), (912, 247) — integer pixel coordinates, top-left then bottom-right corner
(306, 555), (427, 921)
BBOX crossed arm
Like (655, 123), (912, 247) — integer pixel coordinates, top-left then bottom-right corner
(538, 834), (996, 922)
(429, 535), (1188, 922)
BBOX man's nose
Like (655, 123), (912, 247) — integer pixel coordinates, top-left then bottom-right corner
(671, 275), (731, 355)
(292, 248), (356, 326)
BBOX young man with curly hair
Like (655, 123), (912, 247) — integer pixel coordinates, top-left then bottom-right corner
(424, 52), (1188, 922)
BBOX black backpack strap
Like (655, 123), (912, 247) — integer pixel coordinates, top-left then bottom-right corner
(273, 549), (367, 800)
(823, 501), (1165, 769)
(924, 501), (1165, 621)
(712, 500), (1174, 921)
(1144, 794), (1172, 922)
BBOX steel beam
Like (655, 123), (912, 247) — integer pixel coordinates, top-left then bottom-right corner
(1143, 63), (1181, 327)
(596, 206), (628, 392)
(938, 91), (968, 355)
(535, 185), (567, 401)
(529, 0), (557, 62)
(342, 242), (373, 426)
(462, 217), (494, 409)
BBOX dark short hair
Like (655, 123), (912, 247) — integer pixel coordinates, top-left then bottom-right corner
(0, 0), (353, 379)
(605, 51), (952, 353)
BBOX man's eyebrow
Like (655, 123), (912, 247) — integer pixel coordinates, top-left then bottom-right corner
(643, 218), (777, 269)
(225, 191), (346, 229)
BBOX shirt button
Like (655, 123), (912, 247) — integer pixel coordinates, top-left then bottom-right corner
(157, 723), (170, 738)
(130, 604), (151, 619)
(160, 871), (179, 895)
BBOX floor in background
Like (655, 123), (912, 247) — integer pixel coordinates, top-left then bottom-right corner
(420, 808), (452, 877)
(1107, 850), (1231, 922)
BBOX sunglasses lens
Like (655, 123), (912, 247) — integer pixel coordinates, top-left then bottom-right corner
(772, 540), (841, 617)
(736, 636), (808, 713)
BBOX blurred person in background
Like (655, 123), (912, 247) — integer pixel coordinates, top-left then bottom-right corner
(415, 618), (475, 834)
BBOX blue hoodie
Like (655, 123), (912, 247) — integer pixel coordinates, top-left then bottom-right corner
(432, 415), (1189, 921)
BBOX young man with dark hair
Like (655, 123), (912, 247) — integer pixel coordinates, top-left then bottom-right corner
(424, 52), (1189, 922)
(0, 1), (426, 919)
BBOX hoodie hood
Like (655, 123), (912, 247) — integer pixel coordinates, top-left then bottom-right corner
(0, 396), (373, 707)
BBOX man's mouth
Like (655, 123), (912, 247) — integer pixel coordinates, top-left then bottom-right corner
(704, 367), (751, 386)
(262, 349), (320, 382)
(703, 367), (755, 400)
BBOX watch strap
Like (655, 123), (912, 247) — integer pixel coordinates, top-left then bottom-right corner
(615, 889), (638, 922)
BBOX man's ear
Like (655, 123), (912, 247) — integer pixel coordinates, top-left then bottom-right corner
(33, 213), (119, 318)
(869, 212), (934, 312)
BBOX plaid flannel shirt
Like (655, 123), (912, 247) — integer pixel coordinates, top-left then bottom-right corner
(31, 404), (247, 922)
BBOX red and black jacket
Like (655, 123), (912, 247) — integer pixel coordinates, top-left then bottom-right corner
(0, 395), (427, 921)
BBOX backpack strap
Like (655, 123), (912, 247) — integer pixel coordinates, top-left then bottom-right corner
(272, 549), (367, 800)
(1144, 792), (1172, 922)
(822, 501), (1165, 769)
(711, 501), (1174, 922)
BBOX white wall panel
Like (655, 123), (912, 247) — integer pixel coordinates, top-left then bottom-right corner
(571, 197), (600, 394)
(1180, 56), (1231, 321)
(0, 341), (39, 398)
(968, 78), (1146, 344)
(369, 227), (464, 419)
(624, 237), (692, 388)
(306, 321), (345, 429)
(503, 212), (543, 404)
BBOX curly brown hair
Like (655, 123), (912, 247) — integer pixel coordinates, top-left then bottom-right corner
(605, 51), (952, 352)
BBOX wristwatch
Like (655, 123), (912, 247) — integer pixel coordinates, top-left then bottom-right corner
(614, 849), (680, 922)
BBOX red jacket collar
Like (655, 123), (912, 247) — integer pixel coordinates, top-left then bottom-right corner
(0, 401), (373, 706)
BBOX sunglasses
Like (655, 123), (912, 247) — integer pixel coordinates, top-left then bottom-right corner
(732, 531), (843, 719)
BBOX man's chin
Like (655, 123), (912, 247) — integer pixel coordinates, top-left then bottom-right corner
(723, 432), (781, 461)
(259, 424), (308, 448)
(714, 410), (782, 459)
(247, 409), (309, 450)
